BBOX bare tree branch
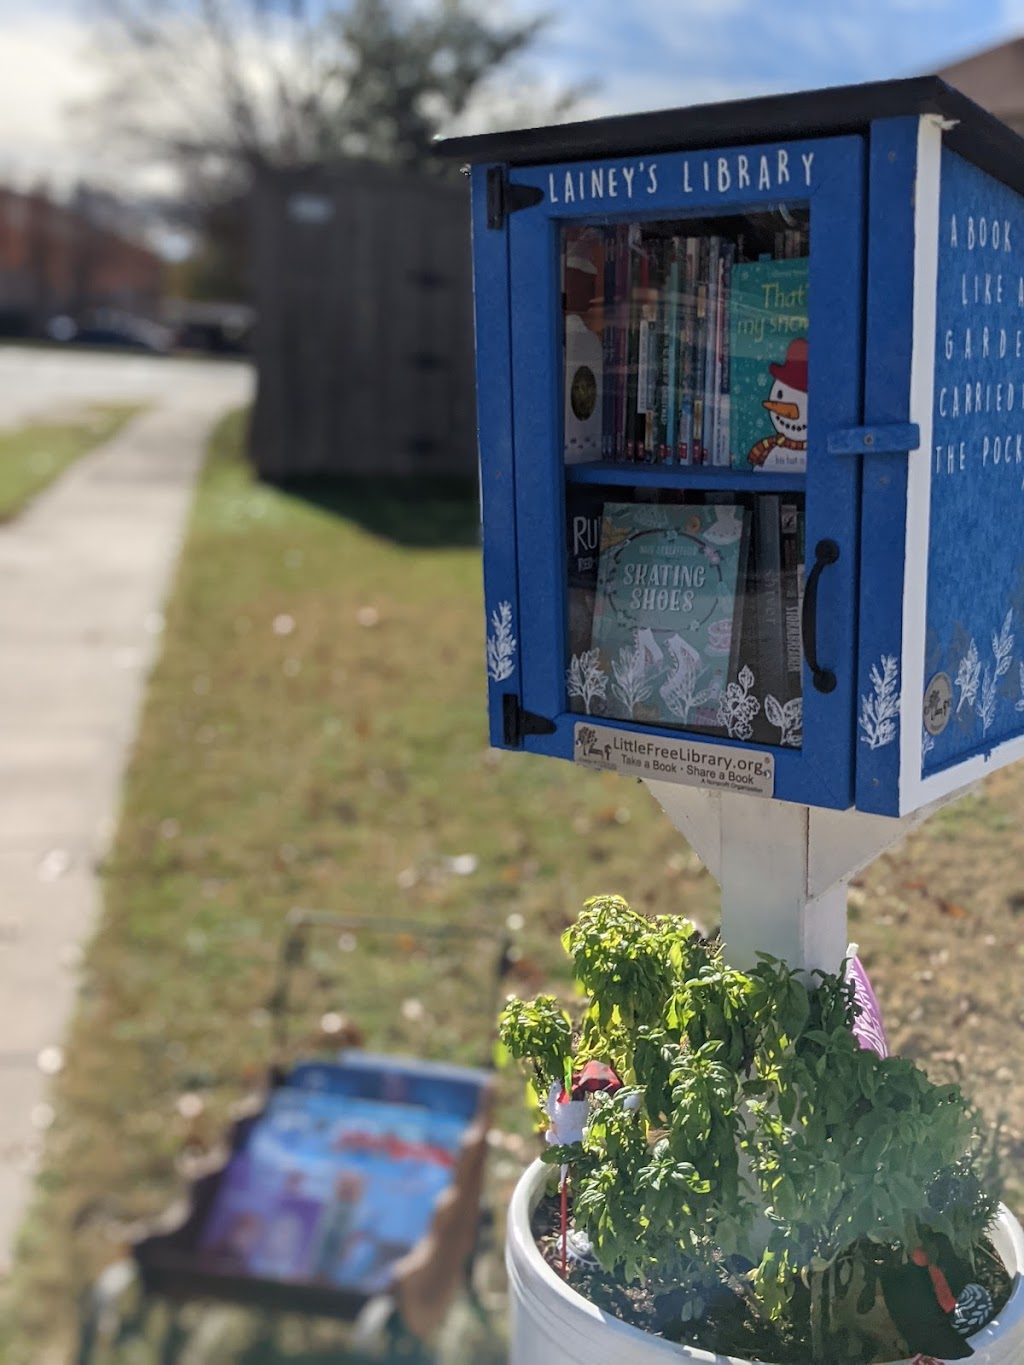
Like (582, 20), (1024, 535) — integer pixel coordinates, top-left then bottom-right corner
(80, 0), (580, 193)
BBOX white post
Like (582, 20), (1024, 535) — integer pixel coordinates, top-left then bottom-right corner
(716, 797), (847, 974)
(642, 780), (939, 975)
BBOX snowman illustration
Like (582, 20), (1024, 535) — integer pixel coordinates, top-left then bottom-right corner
(746, 337), (808, 471)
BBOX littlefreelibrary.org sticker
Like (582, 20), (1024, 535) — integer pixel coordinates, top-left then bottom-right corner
(573, 722), (775, 798)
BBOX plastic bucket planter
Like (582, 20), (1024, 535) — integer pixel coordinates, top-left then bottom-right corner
(506, 1159), (1024, 1365)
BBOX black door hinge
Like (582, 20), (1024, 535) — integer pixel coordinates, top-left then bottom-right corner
(502, 693), (557, 747)
(486, 167), (544, 230)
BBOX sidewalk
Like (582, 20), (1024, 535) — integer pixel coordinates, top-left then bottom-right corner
(0, 368), (251, 1272)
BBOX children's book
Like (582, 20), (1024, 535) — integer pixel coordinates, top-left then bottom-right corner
(197, 1057), (486, 1294)
(588, 501), (749, 733)
(729, 257), (809, 472)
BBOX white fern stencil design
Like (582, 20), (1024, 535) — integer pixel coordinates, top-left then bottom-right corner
(660, 635), (714, 724)
(611, 638), (655, 714)
(717, 665), (760, 741)
(765, 694), (802, 748)
(566, 650), (608, 711)
(486, 601), (516, 682)
(977, 610), (1014, 736)
(859, 655), (899, 750)
(955, 638), (980, 714)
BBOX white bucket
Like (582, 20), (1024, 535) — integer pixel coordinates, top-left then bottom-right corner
(506, 1158), (1024, 1365)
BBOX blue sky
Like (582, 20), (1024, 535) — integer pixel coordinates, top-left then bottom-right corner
(0, 0), (1022, 190)
(532, 0), (1024, 116)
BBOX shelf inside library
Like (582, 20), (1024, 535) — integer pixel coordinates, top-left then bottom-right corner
(564, 461), (807, 493)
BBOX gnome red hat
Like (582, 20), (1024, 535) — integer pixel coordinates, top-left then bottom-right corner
(768, 337), (808, 393)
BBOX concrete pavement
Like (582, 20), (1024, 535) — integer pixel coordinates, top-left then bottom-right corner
(0, 345), (248, 430)
(0, 352), (252, 1272)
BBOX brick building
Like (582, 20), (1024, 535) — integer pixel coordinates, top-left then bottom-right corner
(0, 186), (163, 338)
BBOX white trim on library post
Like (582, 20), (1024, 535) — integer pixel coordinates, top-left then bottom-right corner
(897, 115), (941, 816)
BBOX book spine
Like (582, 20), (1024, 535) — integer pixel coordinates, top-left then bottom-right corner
(693, 238), (709, 465)
(731, 496), (763, 741)
(755, 494), (785, 708)
(600, 228), (616, 461)
(715, 251), (731, 469)
(617, 223), (633, 458)
(702, 236), (720, 464)
(566, 484), (604, 703)
(636, 243), (658, 462)
(780, 499), (804, 705)
(624, 227), (643, 461)
(714, 242), (735, 467)
(677, 237), (697, 465)
(653, 239), (673, 464)
(648, 239), (665, 461)
(664, 237), (681, 466)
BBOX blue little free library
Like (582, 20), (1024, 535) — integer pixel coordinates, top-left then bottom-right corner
(438, 77), (1024, 820)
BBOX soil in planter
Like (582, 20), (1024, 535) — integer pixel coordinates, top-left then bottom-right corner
(532, 1195), (1013, 1364)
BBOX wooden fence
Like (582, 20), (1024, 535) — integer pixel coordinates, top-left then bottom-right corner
(249, 161), (478, 480)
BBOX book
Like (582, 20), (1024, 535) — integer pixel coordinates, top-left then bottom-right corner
(635, 239), (661, 460)
(197, 1057), (486, 1293)
(624, 227), (644, 460)
(562, 229), (604, 464)
(692, 239), (710, 464)
(600, 228), (618, 460)
(714, 242), (736, 466)
(612, 225), (630, 458)
(662, 237), (682, 465)
(565, 483), (606, 707)
(750, 494), (786, 741)
(729, 257), (809, 471)
(589, 501), (749, 733)
(701, 236), (720, 463)
(677, 237), (699, 464)
(775, 497), (805, 746)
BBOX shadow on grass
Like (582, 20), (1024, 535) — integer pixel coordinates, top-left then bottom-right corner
(270, 476), (481, 549)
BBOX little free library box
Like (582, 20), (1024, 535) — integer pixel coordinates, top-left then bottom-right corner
(439, 77), (1024, 819)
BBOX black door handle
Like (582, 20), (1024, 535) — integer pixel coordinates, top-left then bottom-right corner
(802, 539), (840, 694)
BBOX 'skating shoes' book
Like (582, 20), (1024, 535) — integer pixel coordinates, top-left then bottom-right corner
(582, 501), (749, 734)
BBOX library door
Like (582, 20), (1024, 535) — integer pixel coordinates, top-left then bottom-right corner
(505, 135), (866, 810)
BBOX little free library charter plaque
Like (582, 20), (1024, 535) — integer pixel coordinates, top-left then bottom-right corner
(574, 721), (776, 798)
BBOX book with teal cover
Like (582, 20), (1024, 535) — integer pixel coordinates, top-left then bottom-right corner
(729, 257), (809, 472)
(588, 502), (749, 733)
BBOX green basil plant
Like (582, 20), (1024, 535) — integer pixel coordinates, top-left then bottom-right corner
(499, 895), (1004, 1363)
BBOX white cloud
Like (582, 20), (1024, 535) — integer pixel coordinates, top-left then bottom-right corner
(0, 11), (105, 189)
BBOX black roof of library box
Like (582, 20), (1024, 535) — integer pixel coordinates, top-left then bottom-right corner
(435, 75), (1024, 199)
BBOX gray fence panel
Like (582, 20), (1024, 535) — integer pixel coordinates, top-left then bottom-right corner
(250, 162), (477, 480)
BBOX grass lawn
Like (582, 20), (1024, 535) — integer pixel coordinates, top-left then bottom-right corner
(0, 410), (717, 1363)
(0, 405), (144, 519)
(3, 410), (1024, 1362)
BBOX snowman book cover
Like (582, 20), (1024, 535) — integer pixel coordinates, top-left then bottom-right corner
(729, 257), (809, 472)
(588, 502), (749, 733)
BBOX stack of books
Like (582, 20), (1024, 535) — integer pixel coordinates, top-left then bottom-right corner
(562, 221), (809, 471)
